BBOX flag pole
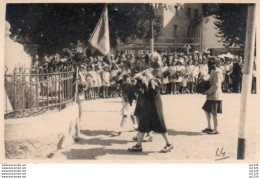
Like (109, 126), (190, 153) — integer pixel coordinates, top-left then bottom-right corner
(150, 4), (155, 53)
(106, 3), (111, 65)
(237, 4), (256, 160)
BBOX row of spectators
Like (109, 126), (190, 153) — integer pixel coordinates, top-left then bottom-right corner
(31, 50), (257, 100)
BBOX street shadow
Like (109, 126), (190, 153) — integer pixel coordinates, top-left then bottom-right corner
(81, 129), (115, 136)
(103, 101), (122, 103)
(167, 129), (203, 136)
(84, 110), (119, 113)
(61, 147), (151, 160)
(75, 137), (129, 146)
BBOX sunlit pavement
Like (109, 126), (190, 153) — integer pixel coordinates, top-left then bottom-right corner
(52, 94), (259, 162)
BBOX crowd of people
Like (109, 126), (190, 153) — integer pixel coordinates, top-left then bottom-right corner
(31, 49), (257, 100)
(30, 50), (257, 152)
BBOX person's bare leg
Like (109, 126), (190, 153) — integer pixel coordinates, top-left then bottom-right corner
(112, 115), (127, 136)
(160, 133), (173, 152)
(205, 111), (212, 129)
(135, 116), (140, 125)
(212, 113), (218, 131)
(132, 116), (140, 140)
(130, 115), (136, 125)
(188, 82), (190, 93)
(191, 82), (194, 93)
(128, 132), (145, 151)
(136, 132), (145, 146)
(120, 115), (127, 129)
(103, 87), (105, 98)
(161, 133), (171, 145)
(130, 115), (138, 130)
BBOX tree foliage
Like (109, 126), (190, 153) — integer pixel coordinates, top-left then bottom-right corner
(213, 4), (248, 47)
(6, 3), (162, 53)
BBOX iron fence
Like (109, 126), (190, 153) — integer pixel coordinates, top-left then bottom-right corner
(4, 67), (76, 119)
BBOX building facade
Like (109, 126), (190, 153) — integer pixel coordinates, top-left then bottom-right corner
(201, 15), (244, 56)
(120, 3), (204, 56)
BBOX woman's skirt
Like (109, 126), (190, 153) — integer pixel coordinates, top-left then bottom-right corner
(137, 92), (167, 133)
(96, 76), (102, 87)
(182, 77), (188, 87)
(202, 100), (222, 114)
(163, 77), (169, 84)
(169, 76), (176, 83)
(134, 95), (144, 118)
(102, 80), (110, 87)
(176, 76), (183, 83)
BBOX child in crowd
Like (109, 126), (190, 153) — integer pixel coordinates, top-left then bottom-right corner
(168, 60), (177, 94)
(220, 59), (226, 91)
(223, 58), (233, 92)
(78, 65), (88, 100)
(182, 62), (189, 94)
(162, 62), (169, 94)
(192, 60), (200, 93)
(115, 75), (137, 135)
(110, 64), (121, 98)
(180, 61), (187, 94)
(102, 65), (111, 98)
(95, 65), (102, 99)
(186, 60), (194, 93)
(85, 65), (94, 100)
(199, 58), (209, 81)
(89, 64), (98, 99)
(174, 61), (183, 94)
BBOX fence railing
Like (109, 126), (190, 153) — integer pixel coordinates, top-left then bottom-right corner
(4, 67), (75, 119)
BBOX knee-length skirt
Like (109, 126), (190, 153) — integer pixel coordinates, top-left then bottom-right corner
(137, 91), (167, 133)
(202, 100), (222, 114)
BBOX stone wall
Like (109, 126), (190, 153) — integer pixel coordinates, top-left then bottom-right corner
(5, 104), (79, 159)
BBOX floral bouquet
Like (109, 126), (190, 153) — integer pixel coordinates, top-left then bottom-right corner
(196, 80), (210, 94)
(134, 69), (161, 91)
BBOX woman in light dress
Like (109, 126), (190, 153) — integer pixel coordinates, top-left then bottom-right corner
(102, 65), (111, 98)
(186, 60), (195, 93)
(174, 61), (184, 94)
(161, 62), (169, 94)
(168, 60), (177, 94)
(223, 58), (233, 92)
(199, 58), (210, 81)
(192, 60), (200, 93)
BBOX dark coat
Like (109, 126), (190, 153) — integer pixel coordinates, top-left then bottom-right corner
(136, 69), (167, 133)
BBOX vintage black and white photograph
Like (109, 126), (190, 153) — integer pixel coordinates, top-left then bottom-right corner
(1, 2), (259, 162)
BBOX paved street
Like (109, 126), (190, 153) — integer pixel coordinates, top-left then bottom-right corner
(52, 94), (259, 162)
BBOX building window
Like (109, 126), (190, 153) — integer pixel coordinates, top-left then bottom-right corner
(187, 7), (191, 17)
(194, 9), (199, 19)
(187, 26), (191, 38)
(175, 5), (178, 15)
(174, 25), (178, 37)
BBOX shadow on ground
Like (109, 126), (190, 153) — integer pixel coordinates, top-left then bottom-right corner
(103, 101), (122, 103)
(61, 147), (152, 159)
(76, 137), (128, 146)
(167, 129), (203, 136)
(81, 130), (115, 136)
(81, 129), (202, 137)
(82, 110), (119, 113)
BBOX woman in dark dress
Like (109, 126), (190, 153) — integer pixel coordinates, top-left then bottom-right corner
(132, 54), (153, 142)
(128, 52), (173, 153)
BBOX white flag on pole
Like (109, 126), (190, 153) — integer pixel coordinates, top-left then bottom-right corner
(89, 6), (110, 55)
